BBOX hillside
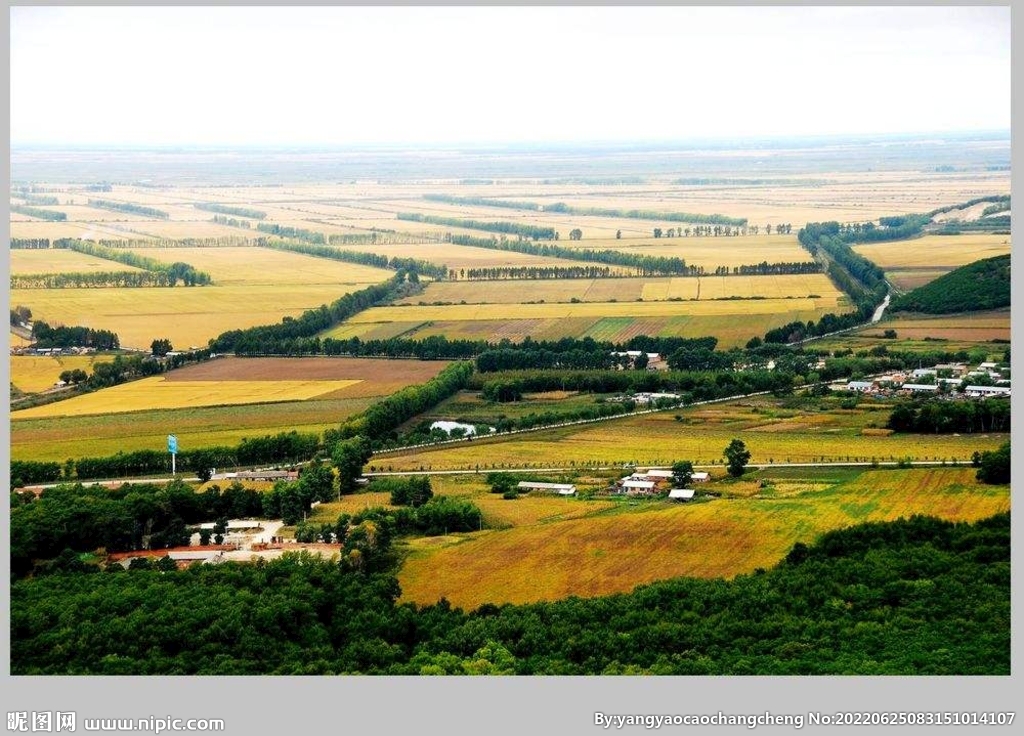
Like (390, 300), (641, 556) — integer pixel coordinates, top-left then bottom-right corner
(891, 254), (1010, 314)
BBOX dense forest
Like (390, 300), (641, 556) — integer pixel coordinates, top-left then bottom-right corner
(10, 513), (1009, 674)
(891, 255), (1010, 314)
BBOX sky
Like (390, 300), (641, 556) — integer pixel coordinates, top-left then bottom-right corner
(10, 6), (1011, 147)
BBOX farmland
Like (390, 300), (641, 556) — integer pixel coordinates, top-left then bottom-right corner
(853, 233), (1011, 269)
(10, 358), (450, 461)
(373, 395), (1008, 471)
(814, 308), (1010, 353)
(396, 273), (843, 304)
(10, 249), (145, 275)
(10, 354), (117, 394)
(333, 296), (849, 347)
(396, 467), (1009, 607)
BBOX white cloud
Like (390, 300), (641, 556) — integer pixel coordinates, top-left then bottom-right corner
(10, 6), (1010, 146)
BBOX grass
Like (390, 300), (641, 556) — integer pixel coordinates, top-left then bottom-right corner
(396, 467), (1010, 607)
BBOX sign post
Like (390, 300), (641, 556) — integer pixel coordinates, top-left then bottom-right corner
(168, 434), (178, 476)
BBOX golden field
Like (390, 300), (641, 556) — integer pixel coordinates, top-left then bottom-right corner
(10, 249), (145, 275)
(127, 246), (392, 286)
(11, 283), (389, 350)
(852, 233), (1010, 269)
(10, 354), (117, 394)
(11, 357), (450, 460)
(397, 467), (1010, 607)
(11, 376), (362, 418)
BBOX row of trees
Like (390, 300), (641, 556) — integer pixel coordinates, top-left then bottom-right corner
(11, 204), (65, 221)
(398, 212), (557, 241)
(10, 239), (51, 249)
(471, 367), (793, 405)
(256, 222), (326, 244)
(20, 193), (60, 206)
(11, 513), (1009, 674)
(263, 240), (448, 279)
(12, 270), (195, 289)
(416, 195), (748, 227)
(208, 272), (416, 354)
(195, 202), (267, 219)
(88, 199), (169, 219)
(450, 265), (612, 280)
(32, 321), (120, 349)
(447, 233), (688, 276)
(328, 230), (437, 246)
(211, 214), (251, 229)
(55, 239), (211, 286)
(887, 398), (1010, 434)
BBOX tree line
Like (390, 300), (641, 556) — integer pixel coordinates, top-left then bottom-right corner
(10, 513), (1008, 674)
(211, 215), (251, 229)
(447, 233), (688, 276)
(194, 202), (267, 219)
(10, 239), (51, 249)
(398, 213), (557, 241)
(20, 194), (60, 206)
(55, 239), (211, 286)
(470, 367), (793, 405)
(328, 230), (438, 246)
(11, 204), (66, 221)
(12, 270), (199, 289)
(88, 199), (169, 219)
(263, 240), (448, 279)
(419, 194), (747, 227)
(256, 222), (327, 244)
(208, 272), (419, 355)
(887, 398), (1010, 434)
(32, 321), (120, 350)
(451, 265), (613, 280)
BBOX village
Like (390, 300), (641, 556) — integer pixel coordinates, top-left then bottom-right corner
(833, 360), (1011, 399)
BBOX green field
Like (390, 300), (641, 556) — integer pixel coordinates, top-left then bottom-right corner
(373, 395), (1008, 471)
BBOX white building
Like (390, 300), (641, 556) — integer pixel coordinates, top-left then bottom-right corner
(517, 481), (576, 495)
(668, 489), (696, 501)
(691, 472), (710, 483)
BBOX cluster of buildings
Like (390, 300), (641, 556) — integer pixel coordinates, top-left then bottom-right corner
(614, 468), (709, 501)
(11, 345), (97, 356)
(837, 361), (1010, 399)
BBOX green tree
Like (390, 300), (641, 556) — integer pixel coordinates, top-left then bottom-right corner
(724, 439), (751, 478)
(976, 442), (1010, 484)
(151, 338), (173, 357)
(332, 436), (372, 494)
(299, 462), (336, 502)
(671, 460), (694, 488)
